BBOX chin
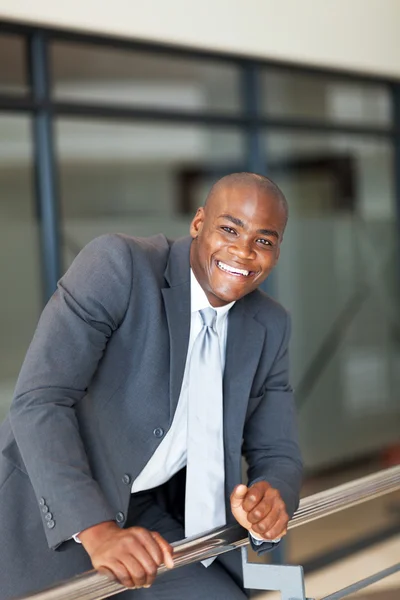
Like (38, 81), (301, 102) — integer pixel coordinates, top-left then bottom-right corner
(211, 286), (249, 305)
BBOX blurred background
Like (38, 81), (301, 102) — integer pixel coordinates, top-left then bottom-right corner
(0, 0), (400, 592)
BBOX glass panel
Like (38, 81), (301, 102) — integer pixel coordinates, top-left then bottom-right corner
(56, 119), (245, 269)
(262, 69), (392, 126)
(52, 42), (240, 113)
(264, 131), (400, 472)
(0, 115), (42, 421)
(265, 131), (400, 565)
(0, 33), (28, 95)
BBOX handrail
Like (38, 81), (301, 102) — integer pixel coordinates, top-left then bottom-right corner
(17, 465), (400, 600)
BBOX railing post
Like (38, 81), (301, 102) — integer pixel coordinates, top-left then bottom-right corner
(241, 547), (308, 600)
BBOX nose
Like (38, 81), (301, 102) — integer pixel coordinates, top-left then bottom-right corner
(227, 239), (256, 261)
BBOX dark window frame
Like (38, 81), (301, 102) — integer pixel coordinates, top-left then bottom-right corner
(0, 20), (399, 298)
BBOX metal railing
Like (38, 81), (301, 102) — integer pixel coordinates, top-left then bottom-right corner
(17, 465), (400, 600)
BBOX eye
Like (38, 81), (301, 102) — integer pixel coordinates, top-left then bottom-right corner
(221, 226), (237, 235)
(257, 238), (273, 247)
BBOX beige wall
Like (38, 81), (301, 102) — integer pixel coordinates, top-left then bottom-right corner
(1, 0), (400, 78)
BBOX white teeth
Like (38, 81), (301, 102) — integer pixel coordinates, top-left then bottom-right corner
(217, 261), (250, 276)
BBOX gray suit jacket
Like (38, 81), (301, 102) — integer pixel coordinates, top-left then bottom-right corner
(0, 234), (302, 598)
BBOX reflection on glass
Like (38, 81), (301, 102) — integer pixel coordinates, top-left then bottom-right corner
(265, 131), (400, 471)
(51, 42), (240, 113)
(0, 34), (28, 95)
(56, 119), (245, 269)
(261, 69), (391, 126)
(0, 115), (41, 421)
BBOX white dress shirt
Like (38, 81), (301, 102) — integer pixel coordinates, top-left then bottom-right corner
(131, 270), (234, 493)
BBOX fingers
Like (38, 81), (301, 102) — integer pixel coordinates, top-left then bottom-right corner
(97, 566), (117, 581)
(251, 508), (288, 540)
(99, 558), (146, 589)
(93, 553), (151, 589)
(88, 526), (174, 589)
(134, 528), (165, 567)
(241, 482), (271, 513)
(236, 482), (289, 541)
(246, 495), (273, 524)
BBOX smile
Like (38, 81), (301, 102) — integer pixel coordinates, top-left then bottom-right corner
(216, 260), (253, 277)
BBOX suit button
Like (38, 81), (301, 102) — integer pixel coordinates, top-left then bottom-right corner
(46, 520), (55, 529)
(39, 498), (45, 506)
(45, 513), (53, 521)
(116, 512), (125, 523)
(122, 474), (132, 485)
(153, 427), (164, 438)
(42, 505), (49, 513)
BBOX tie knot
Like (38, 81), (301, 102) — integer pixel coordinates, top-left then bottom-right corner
(200, 307), (217, 329)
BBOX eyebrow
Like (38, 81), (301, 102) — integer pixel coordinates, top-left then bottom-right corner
(219, 214), (280, 239)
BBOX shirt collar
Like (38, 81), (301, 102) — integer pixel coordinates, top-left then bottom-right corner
(190, 269), (235, 317)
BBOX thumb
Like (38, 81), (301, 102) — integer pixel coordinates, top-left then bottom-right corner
(97, 567), (116, 581)
(230, 484), (248, 509)
(151, 532), (174, 570)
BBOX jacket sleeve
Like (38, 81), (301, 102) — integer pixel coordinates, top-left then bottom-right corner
(243, 312), (303, 554)
(9, 234), (133, 549)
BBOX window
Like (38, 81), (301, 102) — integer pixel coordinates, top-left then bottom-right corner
(0, 115), (41, 419)
(56, 119), (245, 268)
(52, 42), (241, 113)
(0, 33), (28, 95)
(261, 68), (391, 126)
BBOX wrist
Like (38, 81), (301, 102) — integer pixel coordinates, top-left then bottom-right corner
(78, 521), (118, 553)
(250, 529), (265, 541)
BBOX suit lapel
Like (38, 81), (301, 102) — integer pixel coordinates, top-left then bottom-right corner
(162, 237), (192, 419)
(223, 296), (266, 452)
(162, 238), (266, 434)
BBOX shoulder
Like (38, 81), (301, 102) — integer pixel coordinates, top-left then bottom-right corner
(78, 232), (170, 259)
(69, 233), (171, 275)
(55, 233), (173, 324)
(245, 288), (290, 334)
(59, 233), (172, 305)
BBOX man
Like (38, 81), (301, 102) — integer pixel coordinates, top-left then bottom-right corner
(0, 172), (302, 599)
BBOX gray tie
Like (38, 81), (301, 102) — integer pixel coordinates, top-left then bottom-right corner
(185, 308), (226, 566)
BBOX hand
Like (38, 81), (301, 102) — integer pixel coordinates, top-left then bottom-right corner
(78, 521), (174, 589)
(230, 481), (288, 541)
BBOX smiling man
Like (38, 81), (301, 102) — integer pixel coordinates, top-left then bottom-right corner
(190, 174), (286, 306)
(0, 172), (302, 600)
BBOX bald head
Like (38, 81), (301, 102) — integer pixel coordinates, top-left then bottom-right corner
(205, 172), (288, 228)
(190, 171), (288, 306)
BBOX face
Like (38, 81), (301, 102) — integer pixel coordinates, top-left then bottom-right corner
(189, 184), (286, 307)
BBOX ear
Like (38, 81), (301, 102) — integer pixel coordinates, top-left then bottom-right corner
(190, 207), (205, 239)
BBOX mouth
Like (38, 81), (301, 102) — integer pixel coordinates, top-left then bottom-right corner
(216, 260), (256, 278)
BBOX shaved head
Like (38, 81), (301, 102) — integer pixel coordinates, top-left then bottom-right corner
(205, 172), (288, 228)
(190, 171), (288, 306)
